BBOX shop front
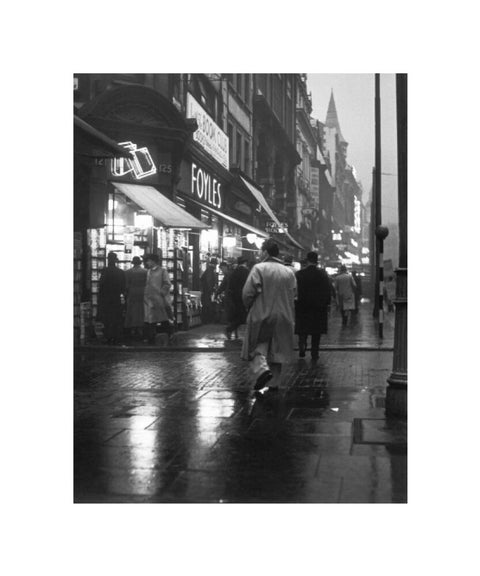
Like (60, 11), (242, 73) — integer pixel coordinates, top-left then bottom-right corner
(74, 85), (208, 338)
(176, 150), (269, 295)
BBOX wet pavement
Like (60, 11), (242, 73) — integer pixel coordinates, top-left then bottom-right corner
(75, 303), (406, 503)
(80, 299), (395, 351)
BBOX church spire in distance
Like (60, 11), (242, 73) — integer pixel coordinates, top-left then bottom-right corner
(326, 90), (347, 144)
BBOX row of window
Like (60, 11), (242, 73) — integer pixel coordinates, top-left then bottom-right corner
(227, 123), (251, 175)
(226, 74), (251, 104)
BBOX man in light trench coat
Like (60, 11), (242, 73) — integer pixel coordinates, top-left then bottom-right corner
(241, 239), (297, 392)
(143, 253), (172, 344)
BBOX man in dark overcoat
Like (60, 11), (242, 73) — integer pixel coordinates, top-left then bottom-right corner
(224, 256), (250, 339)
(295, 251), (331, 359)
(98, 252), (126, 344)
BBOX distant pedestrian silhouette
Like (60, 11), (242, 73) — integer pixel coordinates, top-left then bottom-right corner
(335, 265), (357, 326)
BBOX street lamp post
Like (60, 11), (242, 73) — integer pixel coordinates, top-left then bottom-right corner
(386, 73), (408, 418)
(373, 74), (382, 318)
(375, 224), (389, 338)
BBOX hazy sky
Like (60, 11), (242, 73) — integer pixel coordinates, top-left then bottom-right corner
(308, 73), (398, 226)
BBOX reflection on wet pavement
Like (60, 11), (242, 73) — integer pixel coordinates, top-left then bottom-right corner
(75, 345), (407, 503)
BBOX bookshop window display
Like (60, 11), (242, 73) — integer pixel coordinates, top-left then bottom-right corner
(86, 189), (202, 331)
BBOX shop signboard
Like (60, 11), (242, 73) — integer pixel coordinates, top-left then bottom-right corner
(187, 93), (229, 170)
(191, 162), (223, 210)
(266, 220), (288, 234)
(310, 166), (320, 210)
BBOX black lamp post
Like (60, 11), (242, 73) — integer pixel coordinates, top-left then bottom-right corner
(375, 224), (389, 338)
(386, 74), (408, 418)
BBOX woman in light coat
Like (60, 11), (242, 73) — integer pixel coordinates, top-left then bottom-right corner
(143, 253), (172, 344)
(241, 239), (297, 391)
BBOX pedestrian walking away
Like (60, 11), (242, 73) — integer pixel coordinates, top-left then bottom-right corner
(283, 254), (295, 268)
(241, 239), (297, 392)
(124, 256), (147, 340)
(215, 261), (231, 327)
(295, 251), (331, 359)
(223, 256), (249, 339)
(352, 270), (362, 315)
(200, 257), (218, 324)
(335, 265), (357, 326)
(97, 252), (126, 344)
(143, 253), (173, 344)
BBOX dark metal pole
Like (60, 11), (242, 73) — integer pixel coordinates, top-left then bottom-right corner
(375, 225), (389, 338)
(386, 73), (408, 418)
(373, 74), (382, 318)
(370, 167), (376, 307)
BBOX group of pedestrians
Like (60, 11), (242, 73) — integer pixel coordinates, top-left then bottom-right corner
(97, 243), (362, 395)
(237, 240), (363, 394)
(97, 252), (173, 345)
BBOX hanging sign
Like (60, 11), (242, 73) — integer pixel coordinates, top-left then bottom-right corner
(111, 141), (157, 180)
(187, 93), (229, 169)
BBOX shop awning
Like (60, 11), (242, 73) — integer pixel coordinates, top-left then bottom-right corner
(112, 182), (209, 229)
(74, 115), (134, 158)
(239, 176), (304, 250)
(187, 198), (268, 239)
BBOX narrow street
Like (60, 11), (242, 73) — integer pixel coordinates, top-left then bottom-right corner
(75, 305), (406, 503)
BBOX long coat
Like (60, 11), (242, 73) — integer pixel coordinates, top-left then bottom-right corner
(335, 272), (357, 312)
(241, 258), (297, 363)
(295, 265), (331, 335)
(124, 265), (147, 328)
(98, 264), (126, 339)
(227, 265), (249, 325)
(144, 265), (171, 324)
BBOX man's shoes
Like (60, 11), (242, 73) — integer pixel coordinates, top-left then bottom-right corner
(254, 370), (273, 390)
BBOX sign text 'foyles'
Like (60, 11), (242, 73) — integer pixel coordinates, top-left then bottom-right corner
(191, 163), (222, 209)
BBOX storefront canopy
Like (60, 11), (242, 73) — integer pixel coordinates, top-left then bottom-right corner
(188, 198), (268, 239)
(74, 115), (134, 158)
(239, 176), (304, 251)
(112, 182), (208, 230)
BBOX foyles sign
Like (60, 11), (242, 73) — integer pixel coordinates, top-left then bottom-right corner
(191, 162), (222, 209)
(187, 93), (229, 170)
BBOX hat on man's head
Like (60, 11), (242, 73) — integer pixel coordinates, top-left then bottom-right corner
(306, 251), (318, 264)
(132, 256), (142, 266)
(210, 257), (218, 265)
(283, 254), (293, 264)
(107, 251), (118, 263)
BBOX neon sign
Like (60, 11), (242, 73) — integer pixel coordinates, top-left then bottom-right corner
(191, 162), (222, 209)
(111, 141), (157, 180)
